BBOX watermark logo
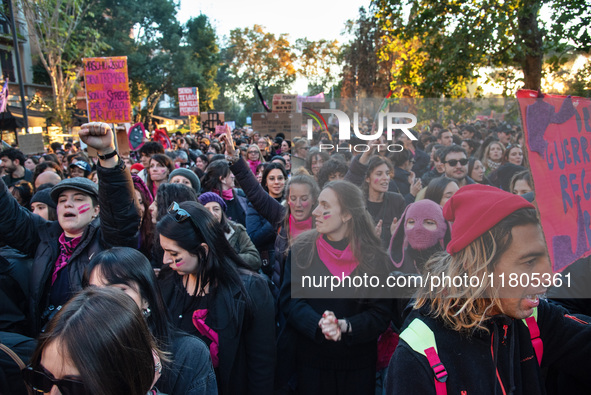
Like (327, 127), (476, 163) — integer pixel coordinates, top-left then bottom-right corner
(305, 109), (417, 153)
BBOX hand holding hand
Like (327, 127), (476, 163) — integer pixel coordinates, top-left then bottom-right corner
(318, 311), (341, 341)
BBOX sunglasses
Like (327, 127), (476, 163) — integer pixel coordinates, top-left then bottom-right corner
(444, 159), (468, 166)
(168, 201), (201, 234)
(22, 366), (90, 395)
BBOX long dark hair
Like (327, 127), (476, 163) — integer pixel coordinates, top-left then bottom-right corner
(156, 201), (253, 319)
(362, 156), (393, 197)
(84, 247), (170, 347)
(296, 181), (388, 273)
(261, 162), (287, 197)
(424, 177), (458, 205)
(201, 160), (231, 193)
(155, 183), (199, 222)
(132, 175), (154, 258)
(31, 287), (159, 395)
(147, 154), (175, 193)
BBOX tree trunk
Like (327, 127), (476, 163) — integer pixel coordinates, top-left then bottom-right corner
(518, 1), (543, 91)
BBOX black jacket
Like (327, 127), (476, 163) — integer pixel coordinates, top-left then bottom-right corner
(0, 160), (139, 334)
(278, 235), (392, 393)
(159, 268), (276, 395)
(158, 330), (218, 395)
(387, 300), (591, 394)
(230, 158), (289, 287)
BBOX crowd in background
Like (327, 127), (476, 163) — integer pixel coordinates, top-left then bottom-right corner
(0, 116), (586, 395)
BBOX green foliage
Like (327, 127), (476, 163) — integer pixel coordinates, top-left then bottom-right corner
(339, 7), (391, 100)
(225, 25), (296, 99)
(294, 38), (340, 94)
(371, 0), (590, 97)
(22, 0), (107, 131)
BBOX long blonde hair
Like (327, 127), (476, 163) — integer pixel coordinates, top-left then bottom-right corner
(414, 208), (539, 333)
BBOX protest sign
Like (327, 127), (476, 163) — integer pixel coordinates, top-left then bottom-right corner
(83, 57), (131, 123)
(201, 112), (225, 133)
(252, 113), (302, 137)
(272, 94), (297, 113)
(17, 133), (44, 155)
(517, 89), (591, 272)
(178, 87), (200, 116)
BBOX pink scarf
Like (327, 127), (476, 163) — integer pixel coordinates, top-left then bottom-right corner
(316, 236), (359, 277)
(247, 160), (260, 174)
(52, 233), (82, 284)
(289, 215), (312, 240)
(192, 309), (220, 367)
(213, 188), (234, 201)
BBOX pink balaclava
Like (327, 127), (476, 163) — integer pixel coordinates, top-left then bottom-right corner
(388, 199), (451, 272)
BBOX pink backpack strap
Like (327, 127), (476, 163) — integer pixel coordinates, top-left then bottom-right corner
(400, 318), (448, 395)
(524, 315), (543, 366)
(424, 346), (448, 395)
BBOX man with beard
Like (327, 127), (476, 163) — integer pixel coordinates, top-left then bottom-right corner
(1, 148), (33, 187)
(441, 145), (474, 187)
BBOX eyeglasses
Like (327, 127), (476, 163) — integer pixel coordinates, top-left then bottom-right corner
(444, 159), (468, 166)
(168, 201), (201, 234)
(22, 366), (90, 395)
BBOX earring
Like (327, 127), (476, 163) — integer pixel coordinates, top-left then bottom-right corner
(143, 307), (151, 318)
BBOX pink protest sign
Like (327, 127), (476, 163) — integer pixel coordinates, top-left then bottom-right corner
(178, 87), (199, 116)
(83, 57), (131, 124)
(517, 89), (591, 272)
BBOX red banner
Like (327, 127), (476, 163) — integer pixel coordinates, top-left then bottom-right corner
(517, 89), (591, 272)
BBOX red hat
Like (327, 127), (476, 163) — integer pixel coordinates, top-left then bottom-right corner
(443, 184), (535, 255)
(131, 163), (144, 172)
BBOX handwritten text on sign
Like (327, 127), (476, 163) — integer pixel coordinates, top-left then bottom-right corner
(517, 90), (591, 272)
(83, 57), (131, 123)
(178, 87), (199, 116)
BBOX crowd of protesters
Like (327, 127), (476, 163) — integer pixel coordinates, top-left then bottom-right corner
(0, 116), (590, 395)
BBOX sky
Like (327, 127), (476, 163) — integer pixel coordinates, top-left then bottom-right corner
(178, 0), (370, 44)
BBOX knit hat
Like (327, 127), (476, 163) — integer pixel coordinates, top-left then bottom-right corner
(443, 184), (535, 255)
(389, 200), (450, 269)
(50, 177), (99, 203)
(130, 163), (144, 173)
(31, 189), (57, 209)
(169, 168), (201, 193)
(198, 191), (227, 212)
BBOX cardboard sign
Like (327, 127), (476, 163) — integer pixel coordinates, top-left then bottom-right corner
(178, 87), (200, 116)
(517, 89), (591, 272)
(272, 94), (297, 113)
(252, 113), (302, 137)
(83, 57), (132, 123)
(17, 133), (44, 155)
(201, 112), (225, 133)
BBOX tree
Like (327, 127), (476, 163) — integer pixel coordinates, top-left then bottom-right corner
(21, 0), (105, 131)
(373, 0), (591, 97)
(87, 0), (182, 124)
(294, 38), (340, 95)
(224, 25), (296, 105)
(339, 7), (391, 100)
(172, 15), (220, 111)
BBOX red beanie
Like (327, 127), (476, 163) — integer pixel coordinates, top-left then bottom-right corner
(443, 184), (535, 255)
(131, 163), (144, 172)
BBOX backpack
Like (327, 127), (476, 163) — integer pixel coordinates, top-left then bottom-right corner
(399, 308), (543, 395)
